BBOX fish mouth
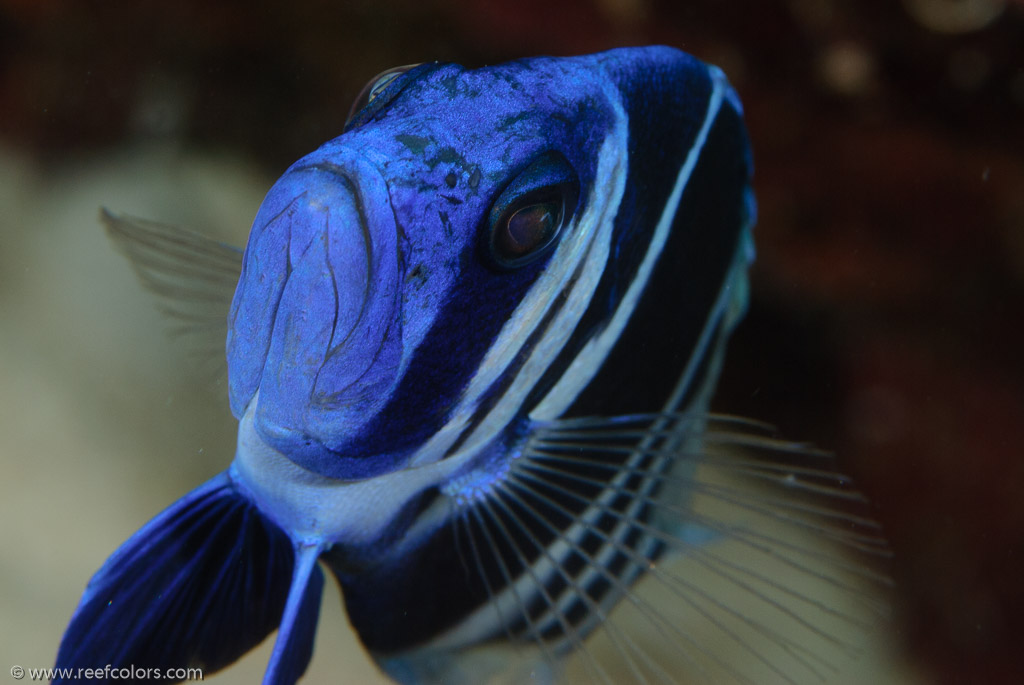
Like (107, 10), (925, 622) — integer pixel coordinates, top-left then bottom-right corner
(228, 157), (405, 473)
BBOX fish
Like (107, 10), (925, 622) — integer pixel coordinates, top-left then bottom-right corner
(55, 46), (890, 684)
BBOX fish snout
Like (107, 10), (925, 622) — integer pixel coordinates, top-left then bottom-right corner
(228, 163), (403, 463)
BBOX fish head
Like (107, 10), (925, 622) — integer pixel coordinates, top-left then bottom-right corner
(226, 58), (623, 479)
(230, 48), (753, 481)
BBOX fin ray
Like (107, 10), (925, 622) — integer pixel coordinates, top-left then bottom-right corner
(100, 208), (242, 379)
(490, 413), (894, 683)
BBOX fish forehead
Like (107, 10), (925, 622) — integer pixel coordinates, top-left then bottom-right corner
(305, 58), (616, 235)
(343, 56), (615, 165)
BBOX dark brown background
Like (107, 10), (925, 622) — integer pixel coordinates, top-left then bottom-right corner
(2, 1), (1022, 683)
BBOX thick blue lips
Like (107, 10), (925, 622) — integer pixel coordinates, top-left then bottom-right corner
(228, 163), (403, 468)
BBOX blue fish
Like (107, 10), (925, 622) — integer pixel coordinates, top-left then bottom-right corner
(56, 47), (889, 684)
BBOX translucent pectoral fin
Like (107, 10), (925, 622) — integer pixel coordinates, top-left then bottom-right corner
(100, 208), (243, 380)
(521, 412), (893, 683)
(54, 472), (320, 684)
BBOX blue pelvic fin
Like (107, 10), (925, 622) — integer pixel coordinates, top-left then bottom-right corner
(55, 472), (322, 684)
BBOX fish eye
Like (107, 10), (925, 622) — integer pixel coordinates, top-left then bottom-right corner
(345, 64), (423, 129)
(485, 152), (579, 269)
(492, 194), (564, 265)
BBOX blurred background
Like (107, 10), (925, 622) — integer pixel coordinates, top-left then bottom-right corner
(1, 0), (1021, 683)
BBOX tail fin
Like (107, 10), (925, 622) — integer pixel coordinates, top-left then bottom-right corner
(55, 472), (324, 684)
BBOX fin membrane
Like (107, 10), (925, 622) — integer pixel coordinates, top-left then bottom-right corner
(55, 472), (323, 684)
(100, 208), (243, 379)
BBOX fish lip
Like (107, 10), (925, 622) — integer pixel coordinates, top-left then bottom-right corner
(235, 145), (408, 478)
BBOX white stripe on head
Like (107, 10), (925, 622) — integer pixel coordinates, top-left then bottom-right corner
(408, 86), (630, 467)
(530, 75), (726, 421)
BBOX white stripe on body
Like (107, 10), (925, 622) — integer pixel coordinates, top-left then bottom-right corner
(407, 84), (630, 468)
(415, 74), (732, 654)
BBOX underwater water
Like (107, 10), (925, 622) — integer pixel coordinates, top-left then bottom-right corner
(2, 1), (1022, 683)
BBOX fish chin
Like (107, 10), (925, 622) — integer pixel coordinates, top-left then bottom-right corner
(232, 394), (474, 547)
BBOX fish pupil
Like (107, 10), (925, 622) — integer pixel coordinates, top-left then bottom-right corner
(500, 201), (559, 257)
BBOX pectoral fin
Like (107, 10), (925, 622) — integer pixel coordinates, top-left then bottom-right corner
(100, 208), (243, 380)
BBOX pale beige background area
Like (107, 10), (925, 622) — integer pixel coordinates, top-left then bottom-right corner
(0, 144), (925, 684)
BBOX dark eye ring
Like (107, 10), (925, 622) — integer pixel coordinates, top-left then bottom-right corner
(485, 152), (579, 269)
